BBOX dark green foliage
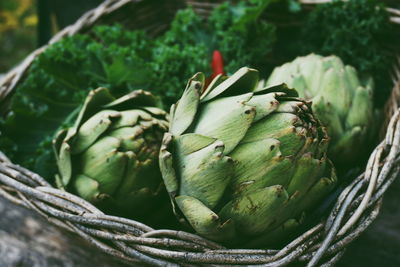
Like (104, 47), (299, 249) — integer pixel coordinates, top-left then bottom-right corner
(149, 8), (210, 104)
(150, 42), (210, 103)
(301, 0), (396, 106)
(0, 1), (276, 179)
(0, 25), (153, 178)
(153, 1), (276, 102)
(209, 0), (276, 72)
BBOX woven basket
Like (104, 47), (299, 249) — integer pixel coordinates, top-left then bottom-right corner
(1, 0), (400, 266)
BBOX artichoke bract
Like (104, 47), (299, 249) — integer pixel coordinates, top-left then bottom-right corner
(264, 54), (374, 167)
(53, 87), (168, 216)
(159, 67), (337, 246)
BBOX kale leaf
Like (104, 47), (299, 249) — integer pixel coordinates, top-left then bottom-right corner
(0, 1), (276, 179)
(0, 25), (153, 178)
(301, 0), (397, 106)
(209, 0), (276, 73)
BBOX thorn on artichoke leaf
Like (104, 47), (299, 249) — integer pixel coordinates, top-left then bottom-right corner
(135, 127), (145, 137)
(160, 148), (172, 159)
(289, 190), (300, 200)
(274, 185), (285, 196)
(211, 213), (219, 222)
(214, 152), (224, 159)
(218, 218), (232, 229)
(96, 193), (110, 201)
(234, 180), (255, 195)
(244, 105), (256, 116)
(214, 140), (225, 150)
(194, 82), (202, 90)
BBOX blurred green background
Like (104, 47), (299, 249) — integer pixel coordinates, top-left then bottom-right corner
(0, 0), (37, 73)
(0, 0), (102, 73)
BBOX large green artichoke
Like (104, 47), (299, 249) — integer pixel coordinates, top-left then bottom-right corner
(264, 54), (374, 167)
(159, 67), (337, 246)
(53, 87), (168, 216)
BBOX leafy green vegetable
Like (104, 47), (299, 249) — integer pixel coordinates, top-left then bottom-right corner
(301, 0), (397, 106)
(151, 1), (276, 103)
(0, 25), (153, 178)
(149, 8), (210, 104)
(0, 1), (276, 179)
(209, 0), (276, 72)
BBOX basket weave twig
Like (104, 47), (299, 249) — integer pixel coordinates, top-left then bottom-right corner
(0, 0), (400, 266)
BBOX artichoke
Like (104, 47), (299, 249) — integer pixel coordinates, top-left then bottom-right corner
(53, 87), (168, 216)
(159, 67), (337, 246)
(264, 54), (374, 167)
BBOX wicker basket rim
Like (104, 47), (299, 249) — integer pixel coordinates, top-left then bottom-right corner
(0, 0), (400, 266)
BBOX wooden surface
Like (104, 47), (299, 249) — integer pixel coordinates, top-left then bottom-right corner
(0, 176), (399, 267)
(0, 196), (127, 267)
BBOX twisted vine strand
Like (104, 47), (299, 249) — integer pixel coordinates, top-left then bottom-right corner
(0, 0), (399, 265)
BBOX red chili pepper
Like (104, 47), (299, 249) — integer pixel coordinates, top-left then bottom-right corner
(205, 50), (225, 89)
(211, 50), (225, 78)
